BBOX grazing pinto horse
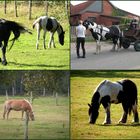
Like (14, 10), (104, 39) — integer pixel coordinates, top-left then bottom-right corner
(0, 19), (32, 65)
(83, 20), (122, 54)
(88, 79), (139, 124)
(33, 16), (65, 49)
(3, 99), (35, 121)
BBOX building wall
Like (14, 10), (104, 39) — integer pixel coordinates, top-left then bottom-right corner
(102, 0), (113, 16)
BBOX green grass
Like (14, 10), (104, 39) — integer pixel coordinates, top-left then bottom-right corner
(0, 2), (69, 70)
(71, 71), (140, 139)
(0, 96), (69, 139)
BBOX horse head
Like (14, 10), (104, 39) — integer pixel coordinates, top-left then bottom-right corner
(59, 26), (65, 46)
(83, 20), (97, 30)
(88, 103), (99, 124)
(29, 111), (35, 121)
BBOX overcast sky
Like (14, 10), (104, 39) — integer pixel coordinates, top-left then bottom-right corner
(71, 1), (140, 16)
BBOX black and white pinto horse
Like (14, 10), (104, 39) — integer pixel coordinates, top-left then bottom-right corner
(88, 79), (139, 124)
(33, 16), (65, 49)
(0, 18), (32, 65)
(83, 20), (122, 54)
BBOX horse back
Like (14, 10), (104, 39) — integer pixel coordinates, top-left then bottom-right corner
(4, 99), (31, 111)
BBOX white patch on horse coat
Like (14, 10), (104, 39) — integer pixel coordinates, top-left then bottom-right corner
(95, 80), (123, 103)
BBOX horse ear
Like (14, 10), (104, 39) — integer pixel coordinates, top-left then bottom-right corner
(88, 103), (91, 108)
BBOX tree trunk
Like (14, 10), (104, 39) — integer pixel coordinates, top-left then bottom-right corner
(55, 92), (58, 106)
(12, 87), (15, 96)
(30, 91), (33, 104)
(4, 0), (6, 14)
(28, 0), (32, 20)
(65, 0), (69, 18)
(15, 0), (18, 17)
(43, 87), (46, 96)
(6, 90), (8, 100)
(45, 1), (49, 16)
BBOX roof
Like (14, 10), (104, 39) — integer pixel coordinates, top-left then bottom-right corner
(70, 0), (140, 18)
(70, 1), (95, 15)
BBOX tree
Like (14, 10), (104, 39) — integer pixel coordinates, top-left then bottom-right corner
(4, 0), (6, 14)
(15, 0), (18, 17)
(28, 0), (32, 20)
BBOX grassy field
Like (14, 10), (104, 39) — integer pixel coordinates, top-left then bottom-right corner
(71, 71), (140, 139)
(0, 2), (69, 70)
(0, 96), (69, 139)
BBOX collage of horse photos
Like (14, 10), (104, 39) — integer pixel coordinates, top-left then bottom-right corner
(0, 0), (140, 140)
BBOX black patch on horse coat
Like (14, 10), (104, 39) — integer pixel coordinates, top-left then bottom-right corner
(91, 91), (100, 105)
(46, 18), (53, 31)
(119, 79), (138, 114)
(100, 95), (110, 108)
(90, 29), (99, 40)
(117, 90), (124, 103)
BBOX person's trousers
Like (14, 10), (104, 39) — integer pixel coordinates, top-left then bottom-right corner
(76, 37), (85, 57)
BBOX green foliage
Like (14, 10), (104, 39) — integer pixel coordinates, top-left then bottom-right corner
(0, 71), (69, 97)
(112, 8), (127, 17)
(71, 71), (140, 139)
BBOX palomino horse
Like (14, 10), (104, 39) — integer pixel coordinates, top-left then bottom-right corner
(83, 20), (123, 54)
(88, 79), (139, 124)
(0, 19), (32, 65)
(33, 16), (65, 49)
(3, 99), (35, 121)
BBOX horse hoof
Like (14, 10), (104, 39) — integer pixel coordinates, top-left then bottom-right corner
(0, 58), (1, 62)
(102, 121), (111, 125)
(2, 61), (7, 65)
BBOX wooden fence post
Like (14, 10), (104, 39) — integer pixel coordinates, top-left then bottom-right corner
(24, 112), (29, 140)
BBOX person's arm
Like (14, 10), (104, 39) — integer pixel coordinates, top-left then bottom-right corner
(75, 27), (77, 37)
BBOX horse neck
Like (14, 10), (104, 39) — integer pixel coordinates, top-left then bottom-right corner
(24, 100), (33, 112)
(91, 91), (100, 110)
(57, 24), (63, 35)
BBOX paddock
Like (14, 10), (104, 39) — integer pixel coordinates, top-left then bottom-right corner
(0, 96), (69, 139)
(71, 71), (140, 139)
(71, 41), (140, 70)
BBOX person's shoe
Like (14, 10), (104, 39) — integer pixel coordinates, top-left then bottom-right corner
(82, 56), (85, 58)
(77, 56), (80, 58)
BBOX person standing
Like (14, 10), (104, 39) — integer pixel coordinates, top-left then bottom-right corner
(75, 20), (86, 58)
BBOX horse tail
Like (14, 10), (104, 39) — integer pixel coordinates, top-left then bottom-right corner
(121, 79), (138, 115)
(8, 21), (32, 51)
(3, 101), (8, 119)
(33, 17), (42, 29)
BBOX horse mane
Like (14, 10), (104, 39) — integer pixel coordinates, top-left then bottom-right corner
(23, 99), (33, 111)
(95, 80), (107, 92)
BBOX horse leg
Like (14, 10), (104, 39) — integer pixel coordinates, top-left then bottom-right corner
(22, 110), (24, 120)
(3, 106), (7, 119)
(2, 40), (8, 65)
(7, 109), (11, 120)
(48, 32), (53, 48)
(101, 97), (111, 124)
(52, 34), (56, 48)
(132, 103), (139, 123)
(36, 24), (40, 50)
(43, 30), (47, 49)
(119, 103), (128, 123)
(95, 41), (99, 54)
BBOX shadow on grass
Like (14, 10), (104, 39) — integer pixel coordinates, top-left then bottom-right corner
(97, 123), (140, 127)
(8, 61), (68, 69)
(71, 70), (140, 79)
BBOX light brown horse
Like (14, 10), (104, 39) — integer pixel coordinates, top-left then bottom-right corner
(3, 99), (35, 121)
